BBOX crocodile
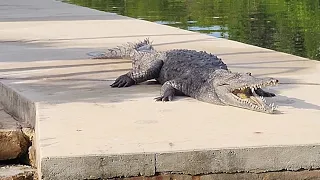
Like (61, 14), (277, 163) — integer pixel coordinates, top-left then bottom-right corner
(87, 39), (279, 114)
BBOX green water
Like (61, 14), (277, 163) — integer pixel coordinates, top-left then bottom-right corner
(66, 0), (320, 60)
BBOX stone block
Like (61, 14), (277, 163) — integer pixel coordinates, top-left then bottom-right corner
(0, 165), (35, 180)
(0, 108), (29, 161)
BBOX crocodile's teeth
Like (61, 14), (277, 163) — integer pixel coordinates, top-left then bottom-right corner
(251, 87), (256, 93)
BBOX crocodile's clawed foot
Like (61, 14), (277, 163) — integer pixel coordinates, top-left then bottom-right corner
(155, 88), (175, 102)
(110, 75), (135, 88)
(154, 95), (173, 102)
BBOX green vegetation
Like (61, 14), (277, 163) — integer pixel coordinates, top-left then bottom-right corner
(67, 0), (320, 60)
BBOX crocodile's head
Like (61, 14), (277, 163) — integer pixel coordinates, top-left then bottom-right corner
(213, 69), (279, 114)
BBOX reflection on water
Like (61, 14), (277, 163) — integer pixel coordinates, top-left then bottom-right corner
(66, 0), (320, 60)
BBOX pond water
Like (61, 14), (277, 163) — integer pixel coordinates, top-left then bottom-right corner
(66, 0), (320, 60)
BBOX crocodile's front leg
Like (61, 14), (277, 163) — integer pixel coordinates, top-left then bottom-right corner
(154, 78), (189, 101)
(154, 82), (178, 101)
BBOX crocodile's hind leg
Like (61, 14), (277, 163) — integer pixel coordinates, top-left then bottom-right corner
(87, 38), (162, 88)
(111, 52), (164, 88)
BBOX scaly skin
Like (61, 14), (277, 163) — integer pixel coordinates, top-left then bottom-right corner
(87, 39), (279, 114)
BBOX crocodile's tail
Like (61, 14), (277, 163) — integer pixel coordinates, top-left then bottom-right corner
(87, 38), (154, 59)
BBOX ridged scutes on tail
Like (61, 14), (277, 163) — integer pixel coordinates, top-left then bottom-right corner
(87, 38), (154, 59)
(131, 38), (154, 51)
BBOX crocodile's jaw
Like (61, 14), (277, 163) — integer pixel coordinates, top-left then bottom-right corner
(224, 86), (277, 114)
(214, 71), (279, 114)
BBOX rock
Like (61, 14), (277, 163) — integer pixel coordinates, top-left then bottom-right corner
(0, 165), (35, 180)
(26, 144), (36, 168)
(21, 128), (36, 168)
(0, 108), (30, 161)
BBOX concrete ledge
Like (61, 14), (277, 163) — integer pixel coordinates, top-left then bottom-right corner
(0, 82), (36, 128)
(156, 146), (320, 174)
(38, 145), (320, 179)
(109, 170), (320, 180)
(1, 0), (320, 179)
(41, 154), (155, 180)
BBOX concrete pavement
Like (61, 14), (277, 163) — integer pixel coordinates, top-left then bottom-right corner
(1, 0), (320, 179)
